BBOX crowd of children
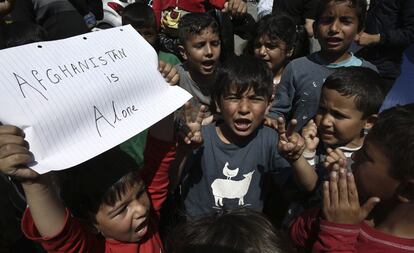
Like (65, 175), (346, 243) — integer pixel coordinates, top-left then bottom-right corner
(0, 0), (414, 252)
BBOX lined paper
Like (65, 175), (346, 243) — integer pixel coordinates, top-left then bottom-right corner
(0, 25), (191, 174)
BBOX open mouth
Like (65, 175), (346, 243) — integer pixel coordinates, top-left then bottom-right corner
(134, 216), (149, 237)
(326, 37), (342, 45)
(234, 118), (252, 131)
(201, 60), (215, 71)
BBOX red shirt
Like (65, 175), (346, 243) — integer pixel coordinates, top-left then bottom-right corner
(22, 136), (176, 253)
(152, 0), (226, 27)
(290, 208), (414, 253)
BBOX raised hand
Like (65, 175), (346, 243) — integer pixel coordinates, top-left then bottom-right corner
(323, 168), (380, 224)
(264, 116), (278, 130)
(158, 60), (179, 85)
(301, 119), (319, 152)
(222, 0), (247, 16)
(324, 148), (347, 172)
(181, 102), (206, 146)
(0, 124), (38, 181)
(276, 117), (305, 162)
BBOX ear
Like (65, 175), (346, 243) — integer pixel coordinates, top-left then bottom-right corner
(287, 48), (294, 58)
(178, 45), (188, 61)
(215, 100), (221, 113)
(363, 114), (378, 131)
(397, 180), (414, 203)
(313, 21), (319, 40)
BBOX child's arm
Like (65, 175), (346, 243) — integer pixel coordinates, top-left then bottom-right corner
(301, 119), (320, 166)
(0, 125), (66, 238)
(276, 117), (318, 192)
(142, 113), (176, 213)
(312, 168), (381, 252)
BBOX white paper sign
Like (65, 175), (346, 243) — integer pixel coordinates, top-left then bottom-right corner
(0, 25), (191, 174)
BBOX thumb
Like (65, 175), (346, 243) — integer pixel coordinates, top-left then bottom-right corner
(360, 197), (380, 218)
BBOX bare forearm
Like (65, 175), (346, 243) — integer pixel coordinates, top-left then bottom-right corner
(22, 174), (66, 238)
(291, 156), (318, 192)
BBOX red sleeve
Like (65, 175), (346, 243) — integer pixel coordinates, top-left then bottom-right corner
(21, 208), (104, 253)
(289, 208), (322, 252)
(141, 135), (176, 214)
(312, 220), (360, 253)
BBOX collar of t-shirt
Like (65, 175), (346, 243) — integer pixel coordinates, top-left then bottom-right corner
(313, 52), (363, 68)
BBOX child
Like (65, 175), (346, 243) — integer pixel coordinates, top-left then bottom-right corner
(247, 14), (297, 90)
(176, 12), (221, 119)
(268, 0), (377, 130)
(179, 55), (311, 218)
(168, 208), (291, 253)
(290, 104), (414, 252)
(122, 2), (181, 66)
(277, 67), (385, 225)
(0, 114), (176, 253)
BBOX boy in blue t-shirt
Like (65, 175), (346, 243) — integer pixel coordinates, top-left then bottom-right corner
(179, 55), (311, 218)
(268, 0), (377, 130)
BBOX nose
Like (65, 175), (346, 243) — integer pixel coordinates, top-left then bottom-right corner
(238, 98), (250, 115)
(259, 45), (267, 57)
(204, 44), (213, 57)
(130, 199), (147, 220)
(329, 19), (340, 33)
(321, 113), (333, 127)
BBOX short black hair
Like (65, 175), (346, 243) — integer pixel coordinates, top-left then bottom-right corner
(368, 104), (414, 181)
(59, 147), (142, 224)
(168, 208), (291, 253)
(178, 12), (219, 45)
(121, 2), (157, 30)
(322, 67), (385, 118)
(314, 0), (367, 32)
(247, 14), (297, 55)
(212, 55), (273, 111)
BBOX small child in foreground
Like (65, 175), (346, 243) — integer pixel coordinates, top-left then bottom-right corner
(0, 114), (176, 253)
(290, 104), (414, 252)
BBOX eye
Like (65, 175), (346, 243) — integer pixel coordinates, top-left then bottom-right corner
(194, 42), (205, 49)
(211, 40), (221, 47)
(224, 94), (240, 101)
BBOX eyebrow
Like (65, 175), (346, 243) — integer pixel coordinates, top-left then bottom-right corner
(107, 202), (126, 217)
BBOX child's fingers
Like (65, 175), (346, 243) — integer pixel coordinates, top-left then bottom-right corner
(195, 105), (206, 125)
(334, 148), (347, 160)
(0, 125), (25, 138)
(158, 60), (166, 73)
(323, 181), (331, 209)
(346, 172), (359, 204)
(0, 152), (33, 173)
(0, 144), (30, 159)
(286, 119), (297, 138)
(360, 197), (380, 219)
(329, 171), (339, 206)
(338, 169), (349, 204)
(0, 134), (28, 149)
(276, 117), (286, 135)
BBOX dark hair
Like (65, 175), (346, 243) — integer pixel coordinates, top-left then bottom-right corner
(168, 208), (290, 253)
(246, 14), (297, 55)
(368, 104), (414, 181)
(59, 147), (142, 224)
(322, 67), (385, 118)
(178, 12), (219, 45)
(2, 21), (47, 48)
(121, 2), (157, 30)
(314, 0), (367, 32)
(212, 55), (273, 112)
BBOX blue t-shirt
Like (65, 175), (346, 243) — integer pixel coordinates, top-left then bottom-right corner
(182, 123), (291, 217)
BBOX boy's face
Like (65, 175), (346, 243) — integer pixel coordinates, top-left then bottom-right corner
(180, 27), (221, 76)
(254, 35), (291, 76)
(314, 1), (360, 62)
(95, 180), (150, 242)
(315, 87), (370, 148)
(216, 85), (270, 143)
(351, 137), (400, 203)
(137, 27), (157, 47)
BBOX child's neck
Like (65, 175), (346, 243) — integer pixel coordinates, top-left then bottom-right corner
(318, 51), (351, 64)
(372, 203), (414, 239)
(187, 67), (214, 90)
(273, 66), (285, 84)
